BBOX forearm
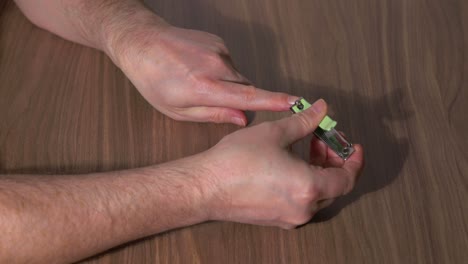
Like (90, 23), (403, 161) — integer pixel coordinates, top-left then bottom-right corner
(14, 0), (168, 63)
(0, 157), (209, 263)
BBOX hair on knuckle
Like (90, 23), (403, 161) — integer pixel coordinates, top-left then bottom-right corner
(242, 86), (257, 102)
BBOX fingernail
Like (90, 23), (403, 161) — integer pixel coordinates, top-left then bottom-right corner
(231, 117), (246, 126)
(311, 99), (326, 113)
(288, 96), (300, 105)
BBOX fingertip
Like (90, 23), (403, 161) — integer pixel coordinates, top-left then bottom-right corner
(287, 95), (301, 105)
(296, 99), (328, 119)
(252, 87), (298, 111)
(351, 144), (364, 161)
(231, 116), (247, 126)
(343, 144), (365, 172)
(217, 82), (301, 111)
(266, 91), (299, 111)
(229, 110), (247, 126)
(311, 98), (327, 115)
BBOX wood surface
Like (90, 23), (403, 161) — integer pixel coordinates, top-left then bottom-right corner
(1, 0), (467, 263)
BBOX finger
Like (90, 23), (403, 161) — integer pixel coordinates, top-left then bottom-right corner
(322, 148), (344, 168)
(274, 99), (327, 146)
(322, 130), (347, 167)
(200, 81), (299, 111)
(309, 136), (327, 166)
(313, 144), (364, 198)
(176, 106), (247, 126)
(340, 144), (365, 179)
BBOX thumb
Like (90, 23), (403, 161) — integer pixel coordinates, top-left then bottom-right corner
(274, 99), (327, 146)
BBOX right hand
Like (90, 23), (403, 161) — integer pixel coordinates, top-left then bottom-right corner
(198, 99), (364, 229)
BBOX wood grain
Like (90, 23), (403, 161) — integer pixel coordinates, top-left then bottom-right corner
(1, 0), (467, 263)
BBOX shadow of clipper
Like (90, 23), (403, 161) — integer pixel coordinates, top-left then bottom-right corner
(290, 98), (355, 160)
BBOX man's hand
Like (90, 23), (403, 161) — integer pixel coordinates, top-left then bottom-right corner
(196, 99), (364, 228)
(16, 0), (297, 125)
(0, 99), (364, 262)
(110, 24), (297, 126)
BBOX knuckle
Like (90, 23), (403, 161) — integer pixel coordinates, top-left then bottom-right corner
(195, 74), (213, 85)
(214, 42), (228, 53)
(291, 213), (312, 226)
(192, 75), (216, 96)
(205, 52), (223, 67)
(297, 181), (320, 204)
(208, 109), (224, 123)
(216, 37), (226, 45)
(242, 86), (258, 103)
(220, 42), (228, 50)
(209, 33), (225, 44)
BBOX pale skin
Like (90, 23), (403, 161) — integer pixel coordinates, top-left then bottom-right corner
(1, 0), (365, 263)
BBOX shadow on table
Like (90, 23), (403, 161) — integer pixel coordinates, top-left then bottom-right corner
(152, 1), (410, 221)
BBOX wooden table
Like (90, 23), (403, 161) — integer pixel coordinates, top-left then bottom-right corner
(1, 0), (467, 263)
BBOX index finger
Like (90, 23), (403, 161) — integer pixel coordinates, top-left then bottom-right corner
(200, 81), (298, 111)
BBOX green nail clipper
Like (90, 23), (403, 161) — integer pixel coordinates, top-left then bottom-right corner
(290, 98), (355, 160)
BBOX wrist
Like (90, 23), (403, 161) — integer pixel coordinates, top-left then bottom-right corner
(188, 149), (229, 222)
(149, 154), (217, 226)
(99, 3), (170, 68)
